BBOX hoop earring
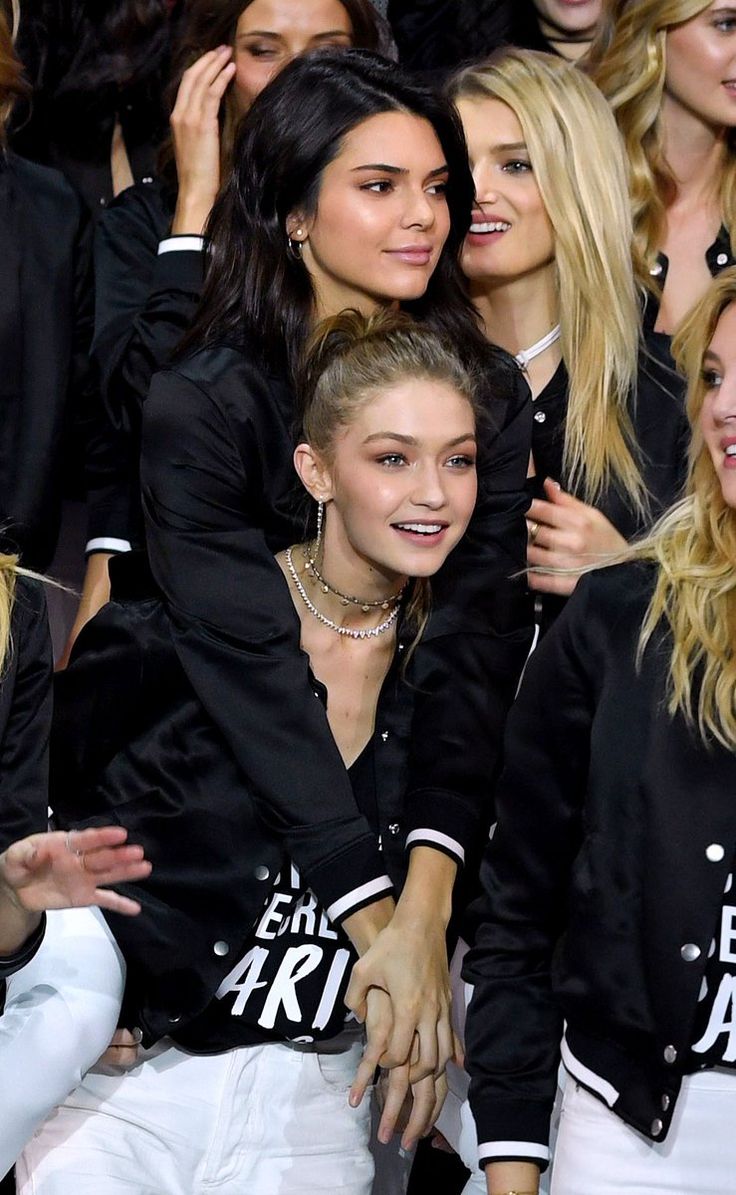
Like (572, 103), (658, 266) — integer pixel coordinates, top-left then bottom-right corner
(287, 227), (305, 261)
(315, 499), (324, 551)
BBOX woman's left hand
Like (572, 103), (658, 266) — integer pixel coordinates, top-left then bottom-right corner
(0, 827), (152, 917)
(527, 477), (627, 596)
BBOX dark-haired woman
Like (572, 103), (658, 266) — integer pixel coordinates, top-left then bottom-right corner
(27, 50), (530, 1186)
(10, 0), (184, 216)
(24, 306), (490, 1194)
(72, 0), (390, 653)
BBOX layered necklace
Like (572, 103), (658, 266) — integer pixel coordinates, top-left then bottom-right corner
(285, 545), (405, 640)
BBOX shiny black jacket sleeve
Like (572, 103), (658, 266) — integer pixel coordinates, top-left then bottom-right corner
(141, 366), (393, 924)
(87, 184), (204, 546)
(0, 579), (53, 854)
(462, 573), (601, 1169)
(402, 371), (533, 867)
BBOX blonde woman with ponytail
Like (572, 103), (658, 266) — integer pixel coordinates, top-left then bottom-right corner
(590, 0), (736, 341)
(463, 268), (736, 1194)
(18, 310), (480, 1195)
(450, 49), (688, 625)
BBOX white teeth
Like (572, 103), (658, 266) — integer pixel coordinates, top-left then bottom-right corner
(725, 445), (736, 456)
(396, 523), (443, 535)
(469, 221), (511, 234)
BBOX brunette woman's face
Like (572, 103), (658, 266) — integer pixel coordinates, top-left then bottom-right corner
(320, 378), (477, 582)
(533, 0), (602, 37)
(665, 3), (736, 129)
(233, 0), (353, 113)
(457, 97), (555, 288)
(290, 111), (452, 317)
(700, 301), (736, 508)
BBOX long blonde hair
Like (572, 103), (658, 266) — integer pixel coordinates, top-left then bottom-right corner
(589, 0), (736, 290)
(0, 552), (17, 676)
(0, 0), (27, 139)
(450, 49), (645, 513)
(630, 269), (736, 749)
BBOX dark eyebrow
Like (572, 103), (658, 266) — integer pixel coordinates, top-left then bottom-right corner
(350, 164), (449, 177)
(492, 141), (528, 153)
(703, 349), (724, 366)
(363, 431), (477, 446)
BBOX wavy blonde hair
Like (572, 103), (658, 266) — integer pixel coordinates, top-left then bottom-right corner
(629, 270), (736, 748)
(589, 0), (736, 290)
(450, 49), (645, 513)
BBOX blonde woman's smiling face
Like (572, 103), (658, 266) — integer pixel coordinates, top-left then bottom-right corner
(457, 97), (555, 287)
(700, 302), (736, 508)
(665, 3), (736, 129)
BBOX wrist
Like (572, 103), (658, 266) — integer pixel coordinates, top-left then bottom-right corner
(342, 895), (395, 956)
(0, 866), (39, 955)
(396, 846), (456, 930)
(171, 193), (216, 237)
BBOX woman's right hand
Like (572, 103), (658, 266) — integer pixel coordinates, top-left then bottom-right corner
(170, 45), (237, 236)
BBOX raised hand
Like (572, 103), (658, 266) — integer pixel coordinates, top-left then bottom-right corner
(0, 826), (151, 918)
(527, 477), (627, 595)
(170, 45), (237, 236)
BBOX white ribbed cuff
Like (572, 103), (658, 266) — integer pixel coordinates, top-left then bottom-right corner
(158, 236), (206, 254)
(85, 537), (133, 555)
(326, 876), (393, 924)
(478, 1140), (549, 1166)
(405, 828), (465, 865)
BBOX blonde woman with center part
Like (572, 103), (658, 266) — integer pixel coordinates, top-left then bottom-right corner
(449, 49), (689, 626)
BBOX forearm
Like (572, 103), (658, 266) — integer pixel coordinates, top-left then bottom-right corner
(397, 846), (456, 930)
(485, 1161), (540, 1195)
(342, 895), (395, 956)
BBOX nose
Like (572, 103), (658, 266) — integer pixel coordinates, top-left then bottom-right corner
(471, 160), (499, 206)
(401, 184), (436, 230)
(411, 460), (447, 510)
(710, 376), (736, 423)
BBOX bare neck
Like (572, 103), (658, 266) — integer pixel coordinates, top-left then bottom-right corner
(661, 94), (728, 213)
(470, 267), (559, 359)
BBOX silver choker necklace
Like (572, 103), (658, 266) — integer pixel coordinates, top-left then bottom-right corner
(286, 547), (401, 640)
(515, 324), (561, 371)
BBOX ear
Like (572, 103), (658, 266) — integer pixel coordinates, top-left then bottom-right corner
(285, 210), (311, 246)
(293, 443), (334, 502)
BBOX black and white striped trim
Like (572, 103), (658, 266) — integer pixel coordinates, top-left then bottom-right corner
(326, 875), (393, 924)
(405, 828), (465, 865)
(85, 536), (133, 556)
(158, 235), (206, 255)
(478, 1139), (549, 1169)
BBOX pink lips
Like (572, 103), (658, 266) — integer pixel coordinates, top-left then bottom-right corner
(385, 245), (433, 266)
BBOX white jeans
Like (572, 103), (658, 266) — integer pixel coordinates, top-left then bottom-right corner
(17, 1032), (374, 1195)
(0, 907), (124, 1179)
(551, 1069), (736, 1195)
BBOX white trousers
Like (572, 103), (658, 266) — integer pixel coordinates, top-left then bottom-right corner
(17, 1032), (374, 1195)
(0, 907), (124, 1179)
(551, 1069), (736, 1195)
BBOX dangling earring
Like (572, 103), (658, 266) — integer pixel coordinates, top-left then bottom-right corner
(287, 228), (305, 261)
(315, 499), (324, 551)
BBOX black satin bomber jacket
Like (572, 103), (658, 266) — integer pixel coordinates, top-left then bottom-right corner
(52, 341), (533, 1045)
(463, 561), (736, 1170)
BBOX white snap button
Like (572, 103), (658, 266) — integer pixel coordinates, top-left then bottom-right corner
(534, 410), (546, 423)
(664, 1045), (677, 1064)
(661, 1094), (670, 1112)
(650, 1118), (663, 1137)
(214, 940), (230, 957)
(254, 865), (270, 881)
(649, 262), (663, 277)
(717, 253), (729, 266)
(706, 843), (725, 862)
(681, 943), (701, 962)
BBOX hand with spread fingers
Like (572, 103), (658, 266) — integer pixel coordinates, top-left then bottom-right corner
(0, 826), (151, 921)
(527, 477), (627, 596)
(170, 45), (237, 236)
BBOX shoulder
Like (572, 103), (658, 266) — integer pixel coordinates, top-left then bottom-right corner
(12, 575), (49, 629)
(152, 342), (289, 414)
(97, 179), (172, 247)
(565, 560), (657, 644)
(4, 152), (82, 224)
